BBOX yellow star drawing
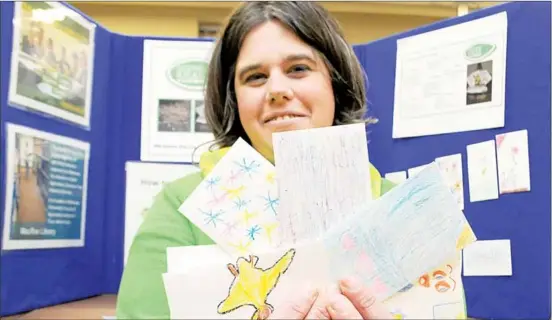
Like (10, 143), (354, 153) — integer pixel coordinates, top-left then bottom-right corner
(229, 240), (253, 256)
(218, 249), (296, 320)
(223, 185), (246, 200)
(265, 171), (275, 184)
(262, 222), (279, 244)
(240, 209), (258, 226)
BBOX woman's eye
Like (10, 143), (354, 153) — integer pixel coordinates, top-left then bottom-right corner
(245, 73), (266, 83)
(289, 64), (311, 74)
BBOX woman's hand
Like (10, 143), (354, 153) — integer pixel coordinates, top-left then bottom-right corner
(269, 277), (391, 319)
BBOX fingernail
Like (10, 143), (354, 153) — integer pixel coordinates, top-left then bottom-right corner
(309, 288), (319, 301)
(340, 277), (360, 292)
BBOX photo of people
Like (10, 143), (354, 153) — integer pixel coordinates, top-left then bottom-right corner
(8, 2), (96, 127)
(466, 60), (493, 105)
(157, 99), (191, 132)
(193, 100), (211, 133)
(2, 124), (90, 250)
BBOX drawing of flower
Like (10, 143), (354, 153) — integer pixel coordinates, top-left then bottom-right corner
(201, 209), (224, 228)
(262, 192), (279, 215)
(235, 158), (261, 177)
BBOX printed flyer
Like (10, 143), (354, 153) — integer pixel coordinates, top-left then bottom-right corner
(2, 123), (90, 250)
(8, 1), (96, 127)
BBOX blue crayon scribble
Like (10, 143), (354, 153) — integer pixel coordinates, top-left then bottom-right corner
(389, 183), (433, 214)
(246, 225), (262, 240)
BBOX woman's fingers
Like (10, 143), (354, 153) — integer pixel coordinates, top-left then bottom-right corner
(303, 285), (340, 319)
(269, 288), (319, 319)
(338, 277), (392, 319)
(326, 293), (364, 320)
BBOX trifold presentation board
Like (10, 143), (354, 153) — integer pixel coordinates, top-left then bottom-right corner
(0, 1), (550, 319)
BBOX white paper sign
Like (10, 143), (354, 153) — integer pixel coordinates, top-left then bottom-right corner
(124, 161), (199, 264)
(393, 12), (507, 138)
(463, 239), (512, 276)
(466, 140), (499, 202)
(496, 129), (531, 194)
(141, 40), (215, 163)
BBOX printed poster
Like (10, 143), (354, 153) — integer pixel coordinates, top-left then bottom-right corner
(124, 161), (200, 264)
(8, 1), (96, 128)
(2, 123), (90, 250)
(393, 12), (507, 138)
(141, 39), (215, 163)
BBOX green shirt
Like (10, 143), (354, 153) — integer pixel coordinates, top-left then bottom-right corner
(116, 148), (396, 319)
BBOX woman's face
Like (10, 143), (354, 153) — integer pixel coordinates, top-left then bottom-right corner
(234, 20), (335, 162)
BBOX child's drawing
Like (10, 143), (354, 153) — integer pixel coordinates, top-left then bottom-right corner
(496, 130), (531, 194)
(217, 249), (296, 320)
(323, 163), (474, 301)
(179, 138), (281, 256)
(435, 154), (464, 210)
(466, 140), (499, 202)
(418, 264), (457, 293)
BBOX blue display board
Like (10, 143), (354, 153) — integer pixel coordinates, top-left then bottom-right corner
(0, 1), (549, 319)
(353, 2), (550, 319)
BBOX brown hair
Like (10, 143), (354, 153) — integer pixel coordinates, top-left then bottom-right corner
(204, 1), (372, 149)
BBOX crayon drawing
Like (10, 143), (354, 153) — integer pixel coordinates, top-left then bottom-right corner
(178, 138), (281, 256)
(217, 249), (296, 320)
(323, 163), (474, 300)
(435, 154), (464, 210)
(418, 264), (457, 293)
(496, 130), (531, 194)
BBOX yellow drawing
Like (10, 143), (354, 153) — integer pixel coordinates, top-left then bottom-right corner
(218, 249), (296, 320)
(240, 209), (258, 226)
(265, 171), (275, 184)
(223, 185), (246, 199)
(262, 222), (279, 244)
(229, 240), (253, 256)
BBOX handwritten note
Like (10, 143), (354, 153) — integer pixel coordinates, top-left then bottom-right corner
(463, 239), (512, 276)
(178, 138), (281, 257)
(323, 163), (475, 300)
(466, 140), (499, 202)
(496, 129), (531, 194)
(435, 154), (464, 210)
(272, 123), (372, 245)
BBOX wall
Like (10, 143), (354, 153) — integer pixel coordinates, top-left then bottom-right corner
(69, 2), (461, 44)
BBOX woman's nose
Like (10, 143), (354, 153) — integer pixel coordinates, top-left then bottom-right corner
(265, 74), (294, 104)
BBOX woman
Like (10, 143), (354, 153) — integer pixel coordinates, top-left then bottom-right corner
(117, 2), (394, 319)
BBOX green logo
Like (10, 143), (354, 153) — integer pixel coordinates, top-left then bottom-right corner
(166, 60), (208, 90)
(465, 43), (496, 61)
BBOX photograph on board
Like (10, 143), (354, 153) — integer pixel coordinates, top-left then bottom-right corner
(2, 123), (90, 250)
(157, 99), (191, 132)
(466, 60), (493, 105)
(8, 1), (96, 128)
(141, 40), (215, 163)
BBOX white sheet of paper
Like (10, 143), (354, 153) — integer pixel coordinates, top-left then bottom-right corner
(463, 239), (512, 276)
(178, 138), (281, 257)
(323, 163), (475, 300)
(163, 242), (331, 319)
(272, 124), (372, 245)
(435, 154), (464, 210)
(385, 171), (407, 185)
(466, 140), (499, 202)
(393, 12), (507, 138)
(140, 40), (215, 163)
(166, 245), (230, 274)
(124, 162), (199, 265)
(496, 129), (531, 194)
(408, 163), (430, 178)
(384, 252), (467, 319)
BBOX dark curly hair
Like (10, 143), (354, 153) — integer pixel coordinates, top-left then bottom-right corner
(204, 1), (373, 149)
